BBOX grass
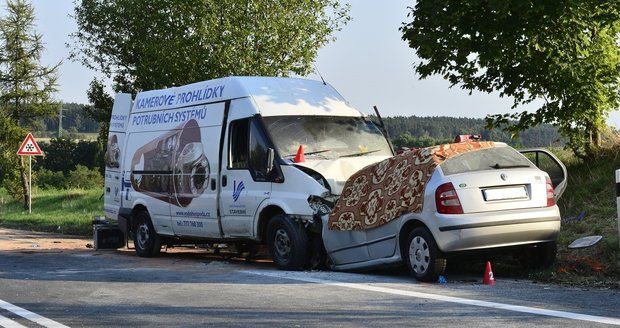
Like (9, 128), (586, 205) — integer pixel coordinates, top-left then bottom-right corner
(0, 187), (102, 236)
(547, 146), (620, 287)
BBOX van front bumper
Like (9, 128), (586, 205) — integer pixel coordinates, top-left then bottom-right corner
(431, 206), (561, 253)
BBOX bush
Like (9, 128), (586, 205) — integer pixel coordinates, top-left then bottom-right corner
(67, 165), (103, 189)
(1, 156), (24, 202)
(34, 165), (103, 190)
(38, 138), (102, 174)
(2, 170), (24, 202)
(36, 168), (67, 189)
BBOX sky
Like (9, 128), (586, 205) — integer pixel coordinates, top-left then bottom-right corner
(14, 1), (620, 126)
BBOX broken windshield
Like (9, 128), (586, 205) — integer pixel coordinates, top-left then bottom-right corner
(263, 116), (392, 160)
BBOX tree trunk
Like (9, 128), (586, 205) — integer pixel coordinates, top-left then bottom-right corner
(19, 156), (29, 210)
(583, 121), (600, 158)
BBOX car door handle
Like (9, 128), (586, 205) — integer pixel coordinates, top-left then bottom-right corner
(210, 178), (216, 191)
(222, 175), (227, 187)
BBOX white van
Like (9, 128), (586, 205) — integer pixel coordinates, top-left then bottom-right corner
(103, 76), (394, 268)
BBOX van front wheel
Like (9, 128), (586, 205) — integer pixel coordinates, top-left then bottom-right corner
(133, 210), (161, 257)
(267, 215), (308, 270)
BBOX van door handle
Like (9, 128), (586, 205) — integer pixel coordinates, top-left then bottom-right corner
(222, 175), (227, 187)
(210, 178), (216, 191)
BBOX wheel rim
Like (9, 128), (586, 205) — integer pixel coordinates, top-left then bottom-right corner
(137, 223), (150, 250)
(409, 235), (430, 275)
(274, 228), (291, 258)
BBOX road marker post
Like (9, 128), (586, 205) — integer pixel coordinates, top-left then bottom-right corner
(616, 170), (620, 250)
(17, 133), (43, 214)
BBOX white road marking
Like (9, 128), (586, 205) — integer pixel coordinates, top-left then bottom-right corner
(0, 314), (27, 328)
(242, 270), (620, 326)
(0, 299), (69, 328)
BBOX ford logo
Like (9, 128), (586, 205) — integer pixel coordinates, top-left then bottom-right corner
(500, 173), (507, 181)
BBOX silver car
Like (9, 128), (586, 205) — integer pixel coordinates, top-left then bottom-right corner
(322, 143), (567, 281)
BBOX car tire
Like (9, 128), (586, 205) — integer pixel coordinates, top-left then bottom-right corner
(520, 241), (557, 269)
(133, 210), (161, 257)
(405, 227), (446, 282)
(267, 215), (309, 271)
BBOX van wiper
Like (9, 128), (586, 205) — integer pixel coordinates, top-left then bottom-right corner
(340, 149), (382, 158)
(284, 149), (331, 157)
(490, 163), (531, 169)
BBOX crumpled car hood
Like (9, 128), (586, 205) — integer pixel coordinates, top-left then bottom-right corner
(294, 156), (392, 195)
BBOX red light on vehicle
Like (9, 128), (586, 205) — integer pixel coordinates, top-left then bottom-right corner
(435, 182), (464, 214)
(454, 134), (481, 143)
(546, 177), (555, 207)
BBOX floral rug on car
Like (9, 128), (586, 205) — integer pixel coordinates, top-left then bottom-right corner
(328, 141), (495, 230)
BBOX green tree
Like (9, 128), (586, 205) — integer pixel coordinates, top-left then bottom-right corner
(70, 0), (349, 161)
(84, 79), (113, 154)
(0, 0), (60, 209)
(401, 1), (620, 159)
(70, 0), (350, 93)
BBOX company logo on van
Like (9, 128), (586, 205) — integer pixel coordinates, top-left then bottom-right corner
(233, 180), (245, 202)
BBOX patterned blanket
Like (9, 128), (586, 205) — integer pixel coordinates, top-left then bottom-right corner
(328, 141), (495, 230)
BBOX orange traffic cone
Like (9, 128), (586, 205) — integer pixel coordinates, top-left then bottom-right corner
(482, 261), (496, 285)
(294, 145), (305, 163)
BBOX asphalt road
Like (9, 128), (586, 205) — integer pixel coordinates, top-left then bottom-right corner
(0, 229), (618, 327)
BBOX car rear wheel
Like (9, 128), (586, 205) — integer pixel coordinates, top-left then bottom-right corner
(267, 215), (308, 270)
(133, 210), (161, 257)
(405, 227), (446, 282)
(518, 241), (557, 269)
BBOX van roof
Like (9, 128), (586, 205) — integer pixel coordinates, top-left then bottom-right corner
(131, 76), (362, 117)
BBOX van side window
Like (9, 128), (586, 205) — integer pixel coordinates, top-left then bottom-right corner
(229, 119), (249, 169)
(249, 119), (271, 181)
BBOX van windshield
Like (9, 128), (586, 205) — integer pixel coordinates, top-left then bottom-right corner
(263, 116), (392, 160)
(440, 146), (534, 175)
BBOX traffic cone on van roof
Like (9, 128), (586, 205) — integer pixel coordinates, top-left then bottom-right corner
(294, 145), (305, 163)
(483, 261), (496, 285)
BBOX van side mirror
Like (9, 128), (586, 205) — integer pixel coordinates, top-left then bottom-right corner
(267, 148), (275, 174)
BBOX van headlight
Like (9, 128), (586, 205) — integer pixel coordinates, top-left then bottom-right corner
(307, 195), (335, 216)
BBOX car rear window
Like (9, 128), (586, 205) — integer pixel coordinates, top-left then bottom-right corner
(440, 146), (533, 175)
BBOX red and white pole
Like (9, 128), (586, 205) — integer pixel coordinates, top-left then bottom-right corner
(616, 169), (620, 249)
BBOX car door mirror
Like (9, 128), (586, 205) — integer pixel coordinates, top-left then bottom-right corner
(519, 148), (567, 200)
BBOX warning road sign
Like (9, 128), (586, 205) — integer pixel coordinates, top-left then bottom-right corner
(17, 133), (43, 156)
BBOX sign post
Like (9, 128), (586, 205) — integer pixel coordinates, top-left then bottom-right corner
(17, 133), (43, 214)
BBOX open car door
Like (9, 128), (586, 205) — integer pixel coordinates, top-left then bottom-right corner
(519, 148), (567, 200)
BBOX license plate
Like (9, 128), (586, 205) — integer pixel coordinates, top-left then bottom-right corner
(483, 186), (528, 201)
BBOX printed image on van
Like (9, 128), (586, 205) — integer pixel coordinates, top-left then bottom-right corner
(130, 119), (210, 207)
(105, 134), (120, 168)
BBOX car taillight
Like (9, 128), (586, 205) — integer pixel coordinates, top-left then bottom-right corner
(546, 177), (556, 207)
(435, 182), (464, 214)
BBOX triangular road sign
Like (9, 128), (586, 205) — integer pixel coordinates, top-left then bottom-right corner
(17, 133), (43, 156)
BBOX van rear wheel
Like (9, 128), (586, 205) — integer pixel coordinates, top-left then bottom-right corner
(133, 210), (161, 257)
(405, 227), (446, 282)
(267, 215), (309, 270)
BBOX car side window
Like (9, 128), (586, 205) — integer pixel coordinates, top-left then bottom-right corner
(229, 119), (249, 169)
(249, 119), (271, 181)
